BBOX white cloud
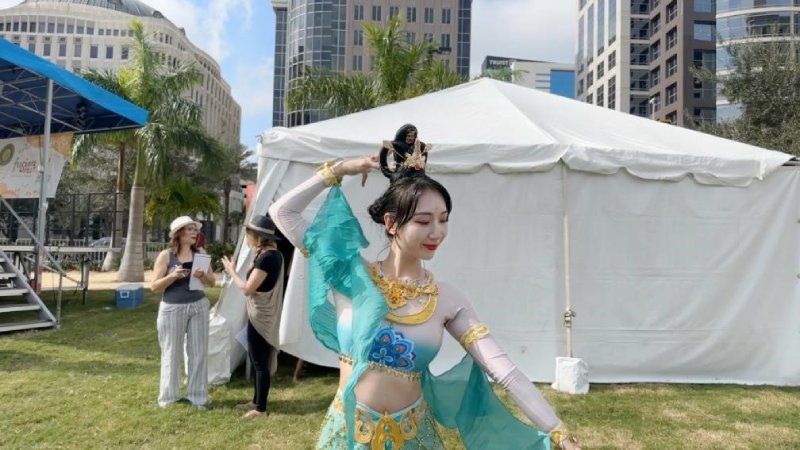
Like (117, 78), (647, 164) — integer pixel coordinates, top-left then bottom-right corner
(471, 0), (576, 74)
(137, 0), (253, 63)
(0, 0), (22, 9)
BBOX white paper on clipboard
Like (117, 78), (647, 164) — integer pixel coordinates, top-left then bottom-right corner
(189, 253), (211, 291)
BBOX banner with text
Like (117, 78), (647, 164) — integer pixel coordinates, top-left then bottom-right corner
(0, 132), (72, 199)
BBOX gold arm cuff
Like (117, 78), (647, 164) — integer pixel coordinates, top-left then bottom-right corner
(300, 247), (309, 258)
(458, 323), (490, 349)
(549, 422), (578, 449)
(316, 160), (343, 187)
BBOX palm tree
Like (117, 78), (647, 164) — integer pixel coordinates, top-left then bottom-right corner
(145, 178), (222, 225)
(288, 16), (466, 116)
(216, 144), (256, 244)
(71, 20), (221, 281)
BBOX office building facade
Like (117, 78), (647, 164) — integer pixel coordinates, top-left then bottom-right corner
(716, 1), (800, 122)
(576, 0), (716, 126)
(272, 0), (473, 127)
(0, 0), (242, 148)
(482, 55), (576, 99)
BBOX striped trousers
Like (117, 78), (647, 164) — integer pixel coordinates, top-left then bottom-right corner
(157, 298), (209, 407)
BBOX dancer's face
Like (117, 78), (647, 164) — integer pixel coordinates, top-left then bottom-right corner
(390, 189), (448, 261)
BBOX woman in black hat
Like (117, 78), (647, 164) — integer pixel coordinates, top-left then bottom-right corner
(221, 214), (285, 418)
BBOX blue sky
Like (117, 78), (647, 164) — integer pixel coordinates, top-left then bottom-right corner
(0, 0), (575, 149)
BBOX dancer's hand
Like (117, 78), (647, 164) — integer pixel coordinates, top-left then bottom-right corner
(560, 439), (580, 450)
(334, 155), (379, 186)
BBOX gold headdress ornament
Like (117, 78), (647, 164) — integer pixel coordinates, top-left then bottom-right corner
(382, 138), (430, 172)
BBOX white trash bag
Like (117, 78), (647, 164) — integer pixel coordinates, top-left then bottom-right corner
(551, 356), (589, 394)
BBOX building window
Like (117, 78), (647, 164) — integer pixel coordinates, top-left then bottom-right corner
(666, 55), (678, 77)
(597, 61), (605, 78)
(693, 49), (715, 70)
(352, 54), (363, 71)
(372, 5), (382, 21)
(667, 1), (678, 22)
(693, 22), (715, 41)
(586, 93), (593, 105)
(89, 44), (97, 58)
(440, 34), (450, 50)
(406, 31), (416, 44)
(694, 107), (715, 122)
(608, 50), (616, 69)
(650, 40), (660, 62)
(424, 32), (433, 43)
(666, 82), (678, 105)
(694, 0), (714, 13)
(27, 40), (35, 53)
(67, 23), (74, 34)
(424, 7), (434, 24)
(596, 86), (604, 107)
(389, 6), (399, 18)
(666, 27), (678, 50)
(651, 14), (661, 36)
(587, 70), (594, 88)
(105, 45), (113, 59)
(121, 46), (129, 60)
(74, 42), (82, 57)
(650, 93), (661, 115)
(406, 7), (416, 23)
(442, 8), (451, 24)
(58, 39), (66, 57)
(354, 5), (364, 20)
(664, 112), (677, 124)
(353, 29), (363, 46)
(608, 76), (616, 109)
(650, 67), (660, 86)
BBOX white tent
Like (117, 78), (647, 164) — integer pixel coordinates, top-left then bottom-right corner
(213, 78), (799, 386)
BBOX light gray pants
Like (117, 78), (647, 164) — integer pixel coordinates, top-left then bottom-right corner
(157, 298), (209, 407)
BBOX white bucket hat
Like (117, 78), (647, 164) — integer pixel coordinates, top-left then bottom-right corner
(169, 216), (202, 238)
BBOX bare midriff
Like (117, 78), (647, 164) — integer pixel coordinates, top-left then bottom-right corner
(338, 360), (422, 413)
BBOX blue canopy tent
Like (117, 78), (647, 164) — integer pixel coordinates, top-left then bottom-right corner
(0, 38), (147, 331)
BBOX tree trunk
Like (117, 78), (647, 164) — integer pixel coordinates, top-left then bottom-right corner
(102, 144), (126, 271)
(222, 177), (231, 243)
(116, 184), (145, 282)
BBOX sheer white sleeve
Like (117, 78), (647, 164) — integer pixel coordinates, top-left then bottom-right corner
(440, 282), (561, 432)
(268, 174), (328, 252)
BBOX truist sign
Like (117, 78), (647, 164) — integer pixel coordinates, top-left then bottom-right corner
(0, 132), (72, 199)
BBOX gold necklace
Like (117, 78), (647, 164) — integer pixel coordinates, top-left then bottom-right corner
(367, 264), (438, 309)
(368, 263), (439, 325)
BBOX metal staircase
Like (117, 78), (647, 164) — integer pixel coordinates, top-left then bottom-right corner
(0, 249), (56, 333)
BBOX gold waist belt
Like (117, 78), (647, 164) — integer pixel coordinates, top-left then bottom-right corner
(333, 394), (428, 449)
(338, 353), (421, 382)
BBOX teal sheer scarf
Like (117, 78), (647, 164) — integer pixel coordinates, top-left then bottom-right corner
(304, 186), (551, 450)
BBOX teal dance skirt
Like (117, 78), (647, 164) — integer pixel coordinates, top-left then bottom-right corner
(316, 391), (444, 450)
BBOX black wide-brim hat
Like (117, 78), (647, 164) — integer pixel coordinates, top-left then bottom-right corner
(245, 214), (282, 241)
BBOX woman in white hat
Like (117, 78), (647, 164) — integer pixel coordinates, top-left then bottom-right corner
(151, 216), (216, 409)
(221, 214), (285, 418)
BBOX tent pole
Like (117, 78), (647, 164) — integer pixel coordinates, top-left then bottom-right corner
(34, 79), (53, 292)
(561, 163), (575, 358)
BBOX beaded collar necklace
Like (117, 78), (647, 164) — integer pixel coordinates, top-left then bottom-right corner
(367, 263), (439, 325)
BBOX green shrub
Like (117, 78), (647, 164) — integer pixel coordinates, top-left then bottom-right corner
(205, 242), (235, 272)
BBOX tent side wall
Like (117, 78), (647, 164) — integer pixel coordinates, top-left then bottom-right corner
(212, 157), (800, 385)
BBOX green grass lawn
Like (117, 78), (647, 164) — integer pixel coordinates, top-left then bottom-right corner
(1, 287), (798, 449)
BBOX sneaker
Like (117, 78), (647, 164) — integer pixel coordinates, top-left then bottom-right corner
(242, 409), (267, 418)
(235, 402), (257, 411)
